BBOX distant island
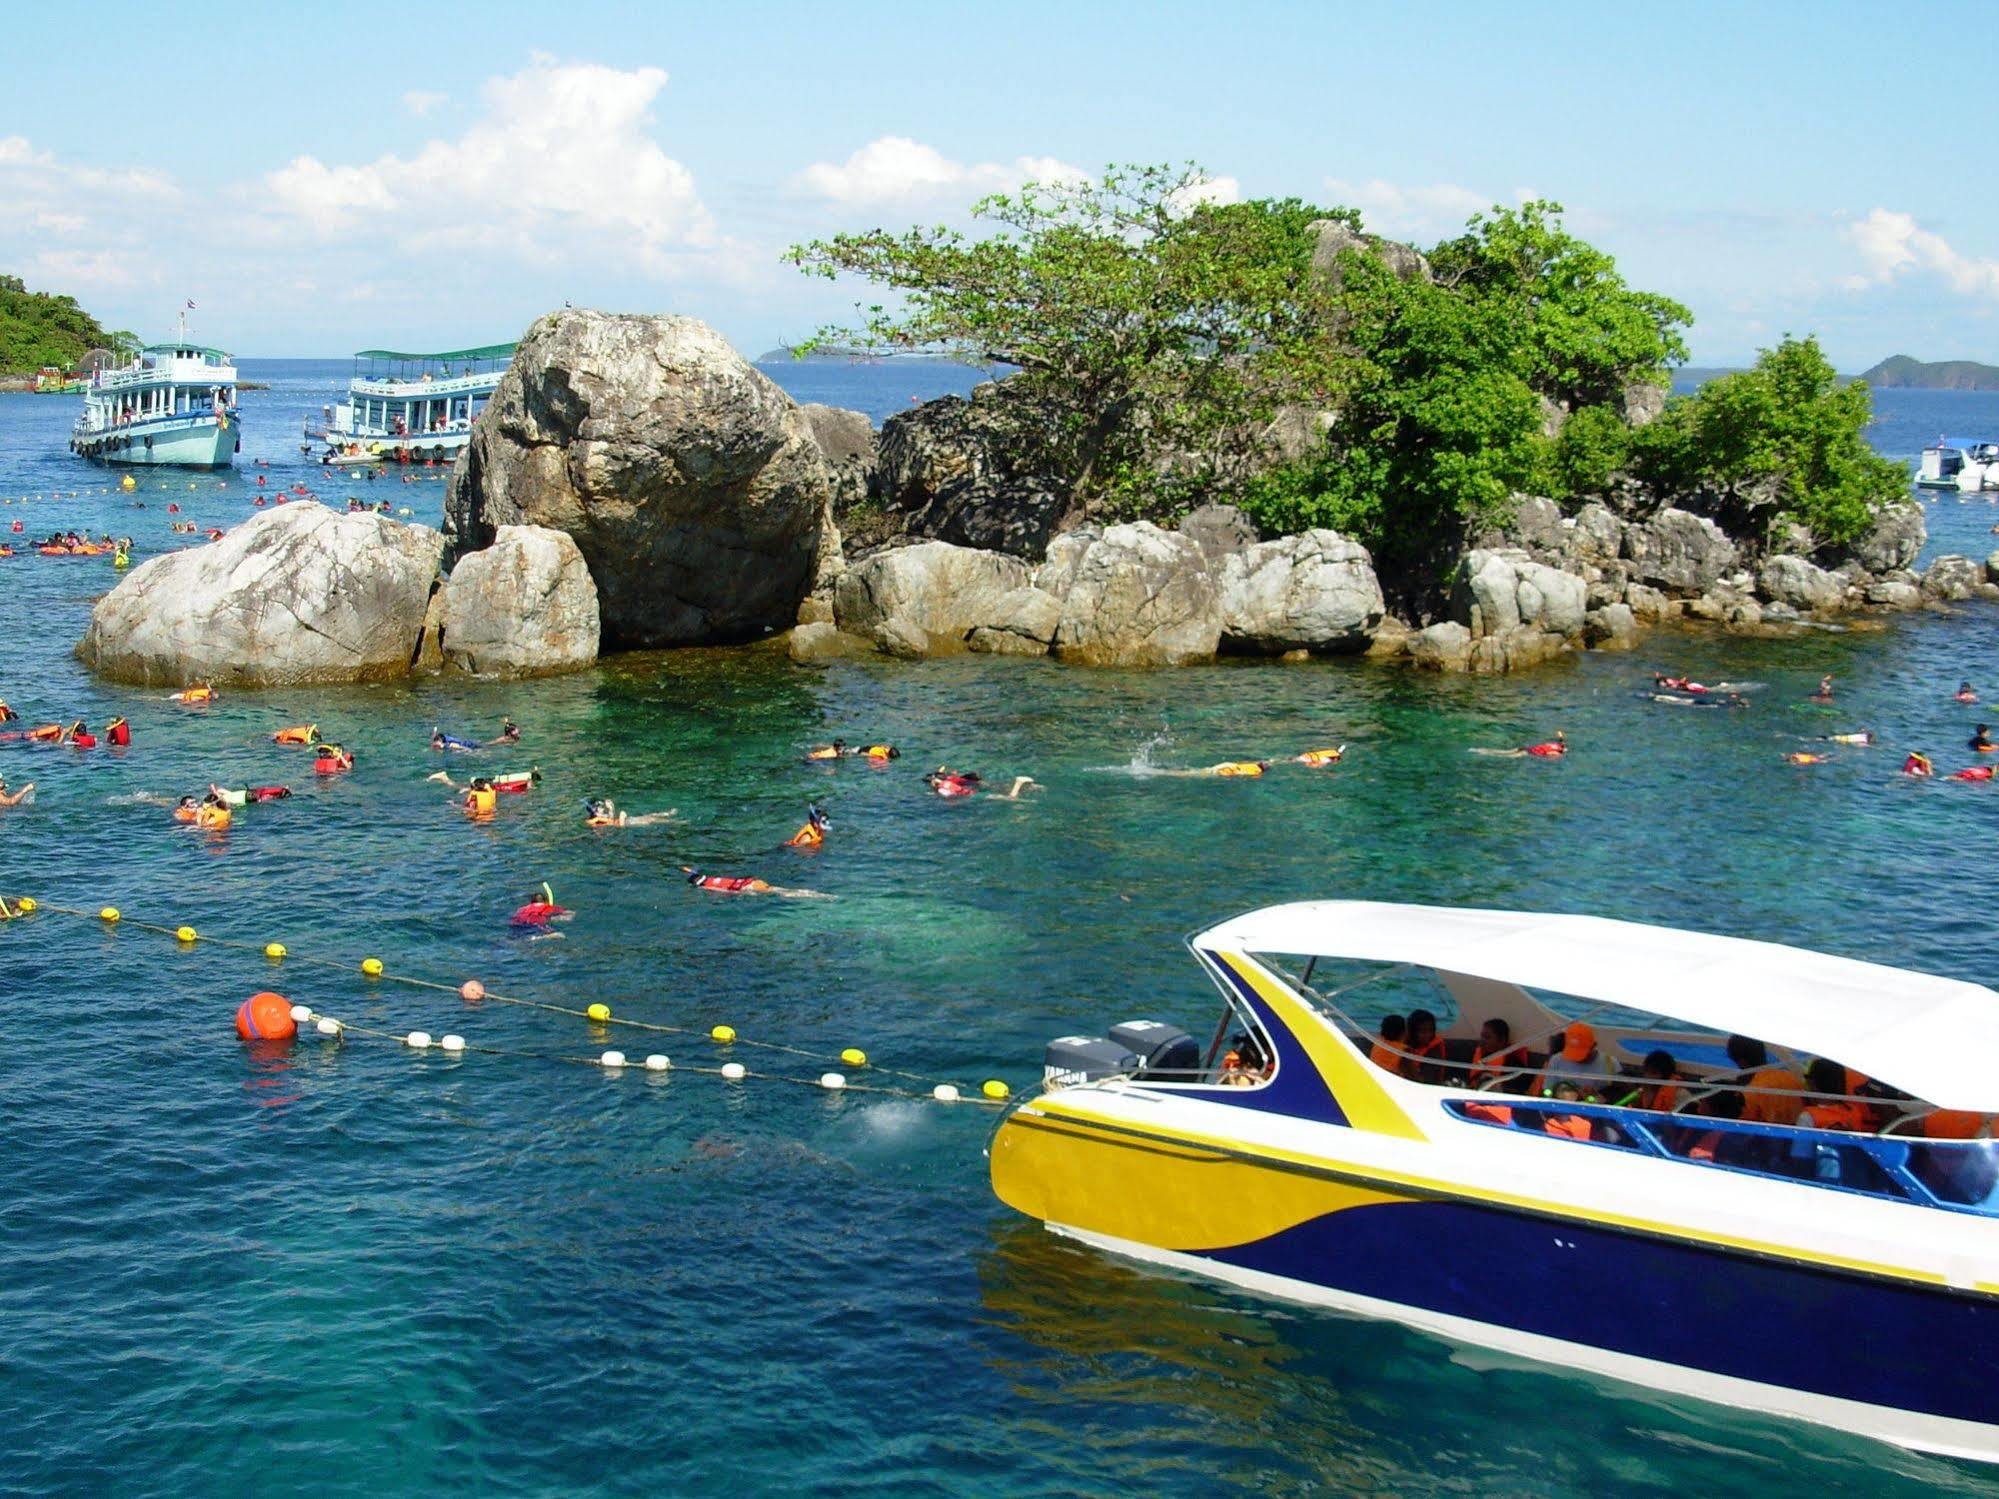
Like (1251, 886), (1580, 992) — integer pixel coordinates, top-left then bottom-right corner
(0, 274), (132, 383)
(1857, 354), (1999, 391)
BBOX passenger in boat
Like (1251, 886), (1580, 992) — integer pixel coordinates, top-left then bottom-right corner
(1542, 1022), (1615, 1092)
(1796, 1058), (1870, 1133)
(1469, 1019), (1531, 1092)
(1622, 1049), (1684, 1114)
(1541, 1082), (1597, 1140)
(1219, 1032), (1270, 1086)
(1725, 1035), (1806, 1125)
(1969, 724), (1995, 753)
(1403, 1008), (1448, 1084)
(1368, 1014), (1409, 1075)
(1685, 1088), (1746, 1164)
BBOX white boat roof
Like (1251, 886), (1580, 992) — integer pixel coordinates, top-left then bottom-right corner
(1194, 901), (1999, 1112)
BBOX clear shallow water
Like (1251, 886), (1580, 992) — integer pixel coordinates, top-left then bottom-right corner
(2, 366), (1998, 1496)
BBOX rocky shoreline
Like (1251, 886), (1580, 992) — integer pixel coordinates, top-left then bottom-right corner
(72, 307), (1999, 689)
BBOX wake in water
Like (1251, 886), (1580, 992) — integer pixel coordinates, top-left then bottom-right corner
(1091, 726), (1176, 776)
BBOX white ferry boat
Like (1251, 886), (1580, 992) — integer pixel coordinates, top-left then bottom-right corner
(1915, 435), (1999, 491)
(992, 901), (1999, 1462)
(70, 313), (238, 469)
(307, 343), (514, 467)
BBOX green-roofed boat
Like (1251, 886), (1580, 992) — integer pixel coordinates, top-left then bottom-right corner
(70, 309), (239, 469)
(307, 342), (516, 468)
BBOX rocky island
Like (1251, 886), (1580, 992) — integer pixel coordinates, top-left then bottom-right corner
(1857, 354), (1999, 391)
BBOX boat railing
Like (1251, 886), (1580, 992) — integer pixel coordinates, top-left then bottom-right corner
(350, 373), (500, 397)
(1445, 1096), (1999, 1216)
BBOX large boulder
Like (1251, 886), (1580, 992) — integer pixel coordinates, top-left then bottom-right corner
(446, 310), (831, 647)
(799, 403), (874, 513)
(424, 525), (599, 676)
(832, 541), (1032, 658)
(1219, 530), (1384, 654)
(1177, 503), (1258, 570)
(1052, 522), (1222, 667)
(1844, 501), (1927, 575)
(1454, 548), (1587, 639)
(78, 503), (442, 687)
(1621, 507), (1741, 596)
(1310, 220), (1431, 287)
(1922, 554), (1984, 601)
(1756, 554), (1848, 615)
(1619, 381), (1667, 429)
(966, 587), (1062, 657)
(1406, 621), (1472, 672)
(873, 381), (1075, 557)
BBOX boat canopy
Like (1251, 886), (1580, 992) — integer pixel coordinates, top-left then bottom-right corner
(142, 344), (230, 360)
(1194, 901), (1999, 1112)
(352, 343), (516, 363)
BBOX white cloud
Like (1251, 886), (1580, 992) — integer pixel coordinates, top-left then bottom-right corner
(402, 90), (448, 116)
(31, 249), (136, 288)
(795, 135), (1087, 205)
(1843, 207), (1999, 297)
(262, 57), (714, 272)
(1322, 177), (1518, 243)
(33, 210), (85, 233)
(1168, 174), (1241, 211)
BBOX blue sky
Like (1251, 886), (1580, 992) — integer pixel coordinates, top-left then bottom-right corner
(2, 1), (1991, 365)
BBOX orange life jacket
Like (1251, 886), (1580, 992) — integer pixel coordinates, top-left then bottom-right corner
(1544, 1114), (1593, 1140)
(787, 823), (824, 848)
(1212, 761), (1265, 777)
(195, 804), (230, 829)
(1470, 1044), (1528, 1088)
(1923, 1109), (1992, 1139)
(1462, 1101), (1514, 1126)
(585, 815), (617, 828)
(805, 746), (841, 761)
(1801, 1099), (1869, 1133)
(1296, 747), (1343, 767)
(274, 725), (316, 745)
(1368, 1040), (1406, 1074)
(1640, 1082), (1681, 1114)
(1741, 1067), (1806, 1125)
(860, 744), (896, 760)
(465, 788), (497, 816)
(26, 724), (61, 742)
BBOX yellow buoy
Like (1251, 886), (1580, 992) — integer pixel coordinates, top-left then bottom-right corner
(15, 898), (35, 913)
(710, 1024), (736, 1044)
(119, 475), (136, 492)
(839, 1047), (867, 1068)
(982, 1079), (1011, 1100)
(585, 1002), (612, 1022)
(176, 925), (198, 943)
(99, 906), (121, 923)
(360, 957), (384, 977)
(264, 943), (287, 959)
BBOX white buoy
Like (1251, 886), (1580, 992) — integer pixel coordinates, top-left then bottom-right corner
(819, 1072), (847, 1091)
(644, 1054), (670, 1071)
(600, 1050), (627, 1069)
(316, 1017), (343, 1036)
(932, 1084), (961, 1102)
(440, 1034), (466, 1053)
(721, 1061), (747, 1081)
(289, 1004), (314, 1023)
(406, 1030), (433, 1049)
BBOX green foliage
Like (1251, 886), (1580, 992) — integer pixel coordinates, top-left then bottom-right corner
(0, 275), (118, 376)
(1633, 337), (1904, 545)
(787, 164), (1350, 506)
(1546, 404), (1630, 499)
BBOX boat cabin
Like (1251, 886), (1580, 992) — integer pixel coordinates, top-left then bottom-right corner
(323, 343), (515, 461)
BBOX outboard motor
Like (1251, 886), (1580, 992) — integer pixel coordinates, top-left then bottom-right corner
(1043, 1035), (1139, 1090)
(1109, 1020), (1202, 1081)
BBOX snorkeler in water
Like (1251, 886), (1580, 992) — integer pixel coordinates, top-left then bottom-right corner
(487, 718), (521, 746)
(681, 866), (829, 898)
(1824, 730), (1874, 746)
(1810, 675), (1835, 702)
(1293, 746), (1345, 767)
(583, 797), (678, 827)
(1476, 732), (1568, 758)
(431, 726), (479, 753)
(1956, 681), (1979, 705)
(785, 804), (831, 847)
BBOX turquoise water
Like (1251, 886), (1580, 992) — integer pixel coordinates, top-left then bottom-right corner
(3, 365), (1999, 1496)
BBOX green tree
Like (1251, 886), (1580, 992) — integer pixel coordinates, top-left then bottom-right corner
(1634, 337), (1903, 545)
(786, 164), (1348, 509)
(0, 275), (118, 375)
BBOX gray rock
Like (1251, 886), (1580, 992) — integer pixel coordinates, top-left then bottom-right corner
(1177, 503), (1258, 569)
(1620, 380), (1667, 429)
(833, 541), (1033, 656)
(1537, 395), (1568, 440)
(795, 593), (835, 626)
(1406, 620), (1472, 672)
(1759, 601), (1802, 624)
(1846, 501), (1927, 574)
(1455, 548), (1588, 638)
(446, 309), (830, 647)
(1572, 502), (1627, 563)
(1467, 626), (1570, 673)
(1309, 220), (1431, 287)
(874, 381), (1075, 557)
(1583, 603), (1639, 649)
(1509, 495), (1567, 552)
(1864, 580), (1922, 610)
(1756, 554), (1847, 615)
(1923, 554), (1983, 601)
(1986, 550), (1999, 585)
(799, 403), (875, 512)
(78, 502), (442, 687)
(1053, 522), (1222, 667)
(1220, 529), (1384, 654)
(786, 621), (876, 664)
(1033, 528), (1098, 598)
(423, 525), (599, 676)
(966, 587), (1062, 657)
(1622, 583), (1673, 622)
(1366, 614), (1415, 659)
(1621, 507), (1741, 596)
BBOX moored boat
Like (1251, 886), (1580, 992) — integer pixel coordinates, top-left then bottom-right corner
(990, 900), (1999, 1462)
(1915, 436), (1999, 491)
(306, 343), (514, 467)
(70, 312), (238, 468)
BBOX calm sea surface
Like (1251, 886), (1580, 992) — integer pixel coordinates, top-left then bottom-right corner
(1, 360), (1997, 1496)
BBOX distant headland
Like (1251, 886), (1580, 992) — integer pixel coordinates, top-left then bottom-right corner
(1857, 354), (1999, 391)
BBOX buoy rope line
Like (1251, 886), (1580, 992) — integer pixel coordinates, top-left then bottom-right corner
(21, 899), (1012, 1106)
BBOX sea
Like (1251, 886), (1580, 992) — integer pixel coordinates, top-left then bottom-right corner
(1, 360), (1997, 1497)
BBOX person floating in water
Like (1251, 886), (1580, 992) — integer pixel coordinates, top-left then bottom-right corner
(1293, 746), (1345, 767)
(1903, 750), (1935, 778)
(209, 783), (291, 807)
(1785, 751), (1827, 765)
(488, 718), (521, 746)
(168, 685), (215, 706)
(1956, 681), (1979, 704)
(805, 739), (848, 762)
(431, 727), (479, 753)
(0, 699), (14, 723)
(1950, 764), (1995, 783)
(1824, 730), (1874, 746)
(1646, 690), (1746, 708)
(1810, 675), (1835, 702)
(926, 768), (1039, 798)
(1970, 724), (1995, 753)
(511, 883), (570, 927)
(785, 804), (831, 847)
(272, 724), (318, 746)
(681, 866), (828, 898)
(1479, 731), (1567, 758)
(0, 776), (34, 807)
(462, 777), (497, 817)
(313, 743), (354, 774)
(583, 797), (678, 827)
(1653, 673), (1714, 694)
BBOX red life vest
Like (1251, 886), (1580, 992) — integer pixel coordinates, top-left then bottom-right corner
(1544, 1113), (1592, 1140)
(1951, 765), (1995, 782)
(510, 901), (568, 926)
(1525, 741), (1566, 757)
(248, 786), (290, 802)
(1462, 1101), (1515, 1126)
(693, 874), (760, 893)
(69, 733), (96, 749)
(932, 775), (978, 798)
(106, 719), (129, 746)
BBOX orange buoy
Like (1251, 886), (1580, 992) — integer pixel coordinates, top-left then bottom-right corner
(235, 991), (298, 1041)
(459, 979), (486, 1001)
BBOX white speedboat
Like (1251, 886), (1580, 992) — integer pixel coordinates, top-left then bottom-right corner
(1916, 436), (1999, 491)
(306, 343), (513, 467)
(70, 311), (238, 469)
(991, 901), (1999, 1462)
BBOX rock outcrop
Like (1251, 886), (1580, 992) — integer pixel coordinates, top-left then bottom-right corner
(422, 525), (599, 676)
(1922, 554), (1985, 601)
(1220, 530), (1385, 654)
(1756, 554), (1847, 615)
(1621, 507), (1741, 596)
(799, 403), (875, 513)
(832, 541), (1033, 657)
(873, 382), (1075, 557)
(1844, 501), (1927, 574)
(1310, 220), (1431, 287)
(1454, 547), (1587, 639)
(78, 502), (442, 687)
(1052, 522), (1222, 667)
(446, 310), (831, 647)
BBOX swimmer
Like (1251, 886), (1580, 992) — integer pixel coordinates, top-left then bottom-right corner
(1971, 724), (1995, 753)
(431, 726), (479, 753)
(858, 743), (899, 762)
(66, 721), (96, 749)
(681, 866), (829, 899)
(1810, 675), (1835, 702)
(1652, 673), (1713, 694)
(1645, 692), (1745, 708)
(583, 797), (678, 827)
(210, 784), (291, 807)
(1785, 752), (1827, 765)
(488, 717), (521, 746)
(1957, 681), (1978, 704)
(491, 768), (540, 794)
(510, 883), (571, 927)
(1480, 731), (1567, 758)
(1950, 764), (1995, 783)
(1294, 746), (1346, 767)
(462, 777), (498, 817)
(0, 700), (18, 723)
(785, 804), (831, 847)
(1903, 750), (1935, 778)
(169, 685), (216, 705)
(0, 777), (35, 807)
(272, 724), (318, 746)
(193, 792), (231, 829)
(313, 743), (354, 774)
(1824, 730), (1874, 746)
(926, 767), (981, 797)
(805, 739), (848, 762)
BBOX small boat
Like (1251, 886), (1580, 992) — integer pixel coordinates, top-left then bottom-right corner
(306, 343), (514, 466)
(33, 366), (86, 395)
(70, 311), (238, 469)
(1915, 436), (1999, 491)
(990, 901), (1999, 1462)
